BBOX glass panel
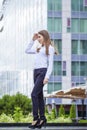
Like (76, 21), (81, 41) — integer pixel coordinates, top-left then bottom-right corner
(80, 62), (87, 76)
(54, 18), (62, 32)
(0, 0), (47, 97)
(54, 0), (62, 11)
(47, 0), (62, 11)
(72, 62), (87, 76)
(71, 0), (87, 11)
(80, 0), (84, 11)
(72, 40), (87, 54)
(80, 19), (87, 33)
(84, 6), (87, 11)
(80, 40), (87, 54)
(53, 61), (62, 76)
(48, 0), (53, 10)
(72, 40), (78, 54)
(71, 0), (80, 11)
(47, 18), (54, 32)
(72, 62), (80, 76)
(47, 83), (61, 94)
(71, 19), (79, 33)
(54, 39), (62, 54)
(48, 18), (62, 32)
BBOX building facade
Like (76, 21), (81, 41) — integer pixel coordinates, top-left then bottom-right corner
(47, 0), (87, 105)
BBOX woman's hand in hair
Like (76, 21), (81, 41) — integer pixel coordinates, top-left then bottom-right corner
(32, 33), (38, 41)
(43, 78), (48, 85)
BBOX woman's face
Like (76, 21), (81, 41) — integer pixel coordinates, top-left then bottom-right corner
(37, 34), (44, 45)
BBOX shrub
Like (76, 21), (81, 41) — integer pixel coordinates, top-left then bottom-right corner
(70, 104), (76, 119)
(59, 105), (65, 117)
(0, 113), (14, 123)
(51, 108), (56, 119)
(79, 120), (87, 123)
(20, 113), (33, 123)
(0, 92), (32, 115)
(13, 107), (23, 122)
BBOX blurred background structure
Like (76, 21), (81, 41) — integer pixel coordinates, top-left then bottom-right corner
(0, 0), (87, 118)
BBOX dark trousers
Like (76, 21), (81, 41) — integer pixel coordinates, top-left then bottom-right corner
(31, 68), (47, 121)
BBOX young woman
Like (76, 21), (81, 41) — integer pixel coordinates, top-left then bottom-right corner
(25, 30), (57, 129)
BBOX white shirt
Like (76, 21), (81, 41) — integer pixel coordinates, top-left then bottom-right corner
(25, 40), (54, 79)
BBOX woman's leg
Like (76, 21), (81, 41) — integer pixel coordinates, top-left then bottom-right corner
(38, 90), (46, 120)
(31, 68), (47, 121)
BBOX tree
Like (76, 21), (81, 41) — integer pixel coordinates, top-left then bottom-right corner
(14, 92), (32, 115)
(59, 105), (65, 117)
(51, 108), (56, 119)
(70, 104), (76, 119)
(0, 92), (32, 115)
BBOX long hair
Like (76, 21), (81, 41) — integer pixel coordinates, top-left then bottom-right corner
(37, 30), (58, 55)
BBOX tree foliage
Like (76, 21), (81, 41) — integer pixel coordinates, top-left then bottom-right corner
(59, 105), (65, 117)
(0, 92), (32, 115)
(70, 104), (76, 119)
(51, 108), (56, 119)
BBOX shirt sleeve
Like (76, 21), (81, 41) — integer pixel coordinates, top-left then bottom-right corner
(25, 40), (36, 54)
(45, 46), (54, 79)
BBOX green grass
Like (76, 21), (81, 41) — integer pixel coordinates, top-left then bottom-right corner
(79, 120), (87, 123)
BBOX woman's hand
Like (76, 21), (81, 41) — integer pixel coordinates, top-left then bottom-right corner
(32, 33), (38, 41)
(43, 78), (48, 85)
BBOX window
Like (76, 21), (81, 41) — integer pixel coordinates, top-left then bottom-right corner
(47, 83), (61, 94)
(71, 0), (80, 11)
(72, 62), (87, 76)
(72, 62), (80, 76)
(71, 0), (87, 11)
(47, 0), (62, 11)
(53, 61), (62, 76)
(80, 62), (87, 75)
(47, 18), (62, 33)
(54, 39), (62, 54)
(71, 18), (87, 33)
(80, 40), (87, 54)
(71, 19), (80, 33)
(72, 40), (80, 54)
(72, 40), (87, 54)
(80, 19), (87, 33)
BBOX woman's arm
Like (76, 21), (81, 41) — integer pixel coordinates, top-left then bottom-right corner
(25, 40), (36, 54)
(25, 33), (38, 54)
(43, 46), (54, 84)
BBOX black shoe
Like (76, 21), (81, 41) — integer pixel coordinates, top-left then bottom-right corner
(36, 119), (47, 129)
(28, 119), (40, 129)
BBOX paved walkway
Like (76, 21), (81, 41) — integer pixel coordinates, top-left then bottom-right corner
(0, 126), (87, 130)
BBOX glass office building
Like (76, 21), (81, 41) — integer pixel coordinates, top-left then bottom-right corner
(0, 0), (47, 97)
(47, 0), (87, 105)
